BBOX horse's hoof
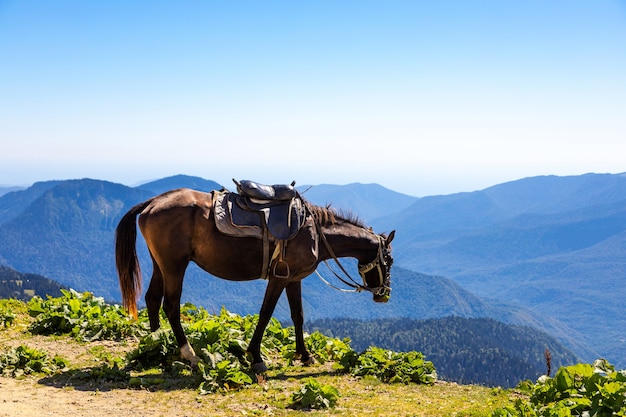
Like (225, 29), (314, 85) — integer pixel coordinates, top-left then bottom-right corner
(181, 343), (199, 367)
(251, 362), (267, 374)
(301, 356), (315, 366)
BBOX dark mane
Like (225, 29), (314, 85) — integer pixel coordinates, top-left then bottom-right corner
(306, 202), (365, 228)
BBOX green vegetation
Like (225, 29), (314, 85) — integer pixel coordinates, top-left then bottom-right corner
(310, 316), (580, 387)
(28, 289), (147, 341)
(0, 344), (68, 377)
(4, 292), (437, 395)
(493, 359), (626, 416)
(0, 304), (16, 328)
(290, 377), (340, 409)
(343, 346), (437, 384)
(1, 292), (624, 416)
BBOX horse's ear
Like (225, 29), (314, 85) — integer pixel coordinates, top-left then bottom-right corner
(386, 230), (395, 245)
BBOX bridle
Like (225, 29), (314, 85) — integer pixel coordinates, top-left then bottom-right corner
(357, 235), (392, 297)
(309, 204), (392, 297)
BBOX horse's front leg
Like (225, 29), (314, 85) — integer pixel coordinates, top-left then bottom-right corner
(286, 280), (313, 366)
(248, 278), (285, 373)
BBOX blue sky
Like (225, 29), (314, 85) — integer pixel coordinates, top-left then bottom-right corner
(1, 1), (625, 196)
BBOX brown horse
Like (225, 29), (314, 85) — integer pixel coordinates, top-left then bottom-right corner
(115, 187), (394, 372)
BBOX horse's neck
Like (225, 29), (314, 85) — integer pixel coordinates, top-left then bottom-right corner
(319, 222), (377, 263)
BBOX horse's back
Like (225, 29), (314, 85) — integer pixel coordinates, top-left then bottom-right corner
(141, 188), (214, 216)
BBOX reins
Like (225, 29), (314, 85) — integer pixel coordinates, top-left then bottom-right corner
(305, 200), (389, 296)
(315, 230), (369, 294)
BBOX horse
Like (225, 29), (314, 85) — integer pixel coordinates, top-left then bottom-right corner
(115, 185), (395, 372)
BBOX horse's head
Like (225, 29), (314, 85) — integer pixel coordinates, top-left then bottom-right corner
(359, 230), (395, 303)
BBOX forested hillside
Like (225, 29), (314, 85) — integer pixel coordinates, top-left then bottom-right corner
(309, 316), (580, 388)
(0, 265), (66, 300)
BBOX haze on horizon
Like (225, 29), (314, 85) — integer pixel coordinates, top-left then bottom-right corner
(1, 1), (625, 197)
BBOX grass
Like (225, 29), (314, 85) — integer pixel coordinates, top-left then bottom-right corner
(0, 298), (518, 416)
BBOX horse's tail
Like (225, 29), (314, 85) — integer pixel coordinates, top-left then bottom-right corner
(115, 200), (151, 319)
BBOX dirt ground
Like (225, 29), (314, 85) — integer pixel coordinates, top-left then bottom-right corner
(0, 333), (306, 417)
(0, 335), (243, 417)
(0, 370), (277, 417)
(1, 377), (189, 417)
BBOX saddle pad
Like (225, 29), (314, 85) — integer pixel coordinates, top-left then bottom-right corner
(213, 190), (306, 241)
(213, 191), (264, 239)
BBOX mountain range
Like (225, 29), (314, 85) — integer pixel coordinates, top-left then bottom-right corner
(371, 173), (626, 369)
(0, 173), (624, 369)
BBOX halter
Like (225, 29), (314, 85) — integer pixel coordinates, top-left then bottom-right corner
(310, 207), (391, 297)
(357, 235), (392, 297)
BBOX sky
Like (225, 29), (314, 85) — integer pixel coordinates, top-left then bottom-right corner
(1, 1), (625, 197)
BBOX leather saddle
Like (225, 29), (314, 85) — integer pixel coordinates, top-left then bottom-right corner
(214, 179), (306, 241)
(213, 180), (310, 279)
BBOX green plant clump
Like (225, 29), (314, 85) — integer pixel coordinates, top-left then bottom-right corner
(27, 289), (147, 341)
(343, 346), (437, 385)
(0, 299), (25, 327)
(126, 306), (267, 393)
(0, 344), (68, 377)
(0, 307), (16, 327)
(290, 377), (340, 410)
(492, 359), (626, 416)
(125, 305), (439, 393)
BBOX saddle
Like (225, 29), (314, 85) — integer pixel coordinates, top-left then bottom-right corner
(233, 179), (304, 240)
(213, 180), (311, 279)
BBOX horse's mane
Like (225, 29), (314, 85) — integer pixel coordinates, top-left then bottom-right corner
(306, 202), (365, 228)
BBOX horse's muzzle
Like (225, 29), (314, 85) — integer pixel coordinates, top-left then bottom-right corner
(373, 293), (390, 303)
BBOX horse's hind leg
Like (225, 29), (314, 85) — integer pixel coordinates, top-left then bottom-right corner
(145, 257), (163, 332)
(161, 263), (199, 366)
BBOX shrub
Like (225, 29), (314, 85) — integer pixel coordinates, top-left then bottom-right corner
(492, 359), (626, 416)
(347, 346), (437, 384)
(0, 299), (24, 327)
(27, 289), (147, 341)
(290, 377), (340, 409)
(126, 307), (262, 393)
(0, 345), (68, 377)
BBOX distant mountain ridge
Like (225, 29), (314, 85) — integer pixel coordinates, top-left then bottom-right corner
(0, 173), (623, 368)
(375, 172), (626, 368)
(137, 175), (224, 196)
(0, 186), (26, 197)
(298, 182), (418, 222)
(0, 180), (63, 225)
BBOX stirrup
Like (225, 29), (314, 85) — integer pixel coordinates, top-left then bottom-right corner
(273, 259), (290, 279)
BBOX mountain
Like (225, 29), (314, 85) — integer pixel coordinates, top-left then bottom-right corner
(0, 180), (63, 225)
(0, 173), (620, 368)
(137, 174), (224, 196)
(0, 176), (537, 322)
(0, 176), (428, 311)
(0, 265), (66, 300)
(298, 182), (418, 222)
(0, 179), (153, 297)
(0, 186), (26, 197)
(376, 173), (626, 367)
